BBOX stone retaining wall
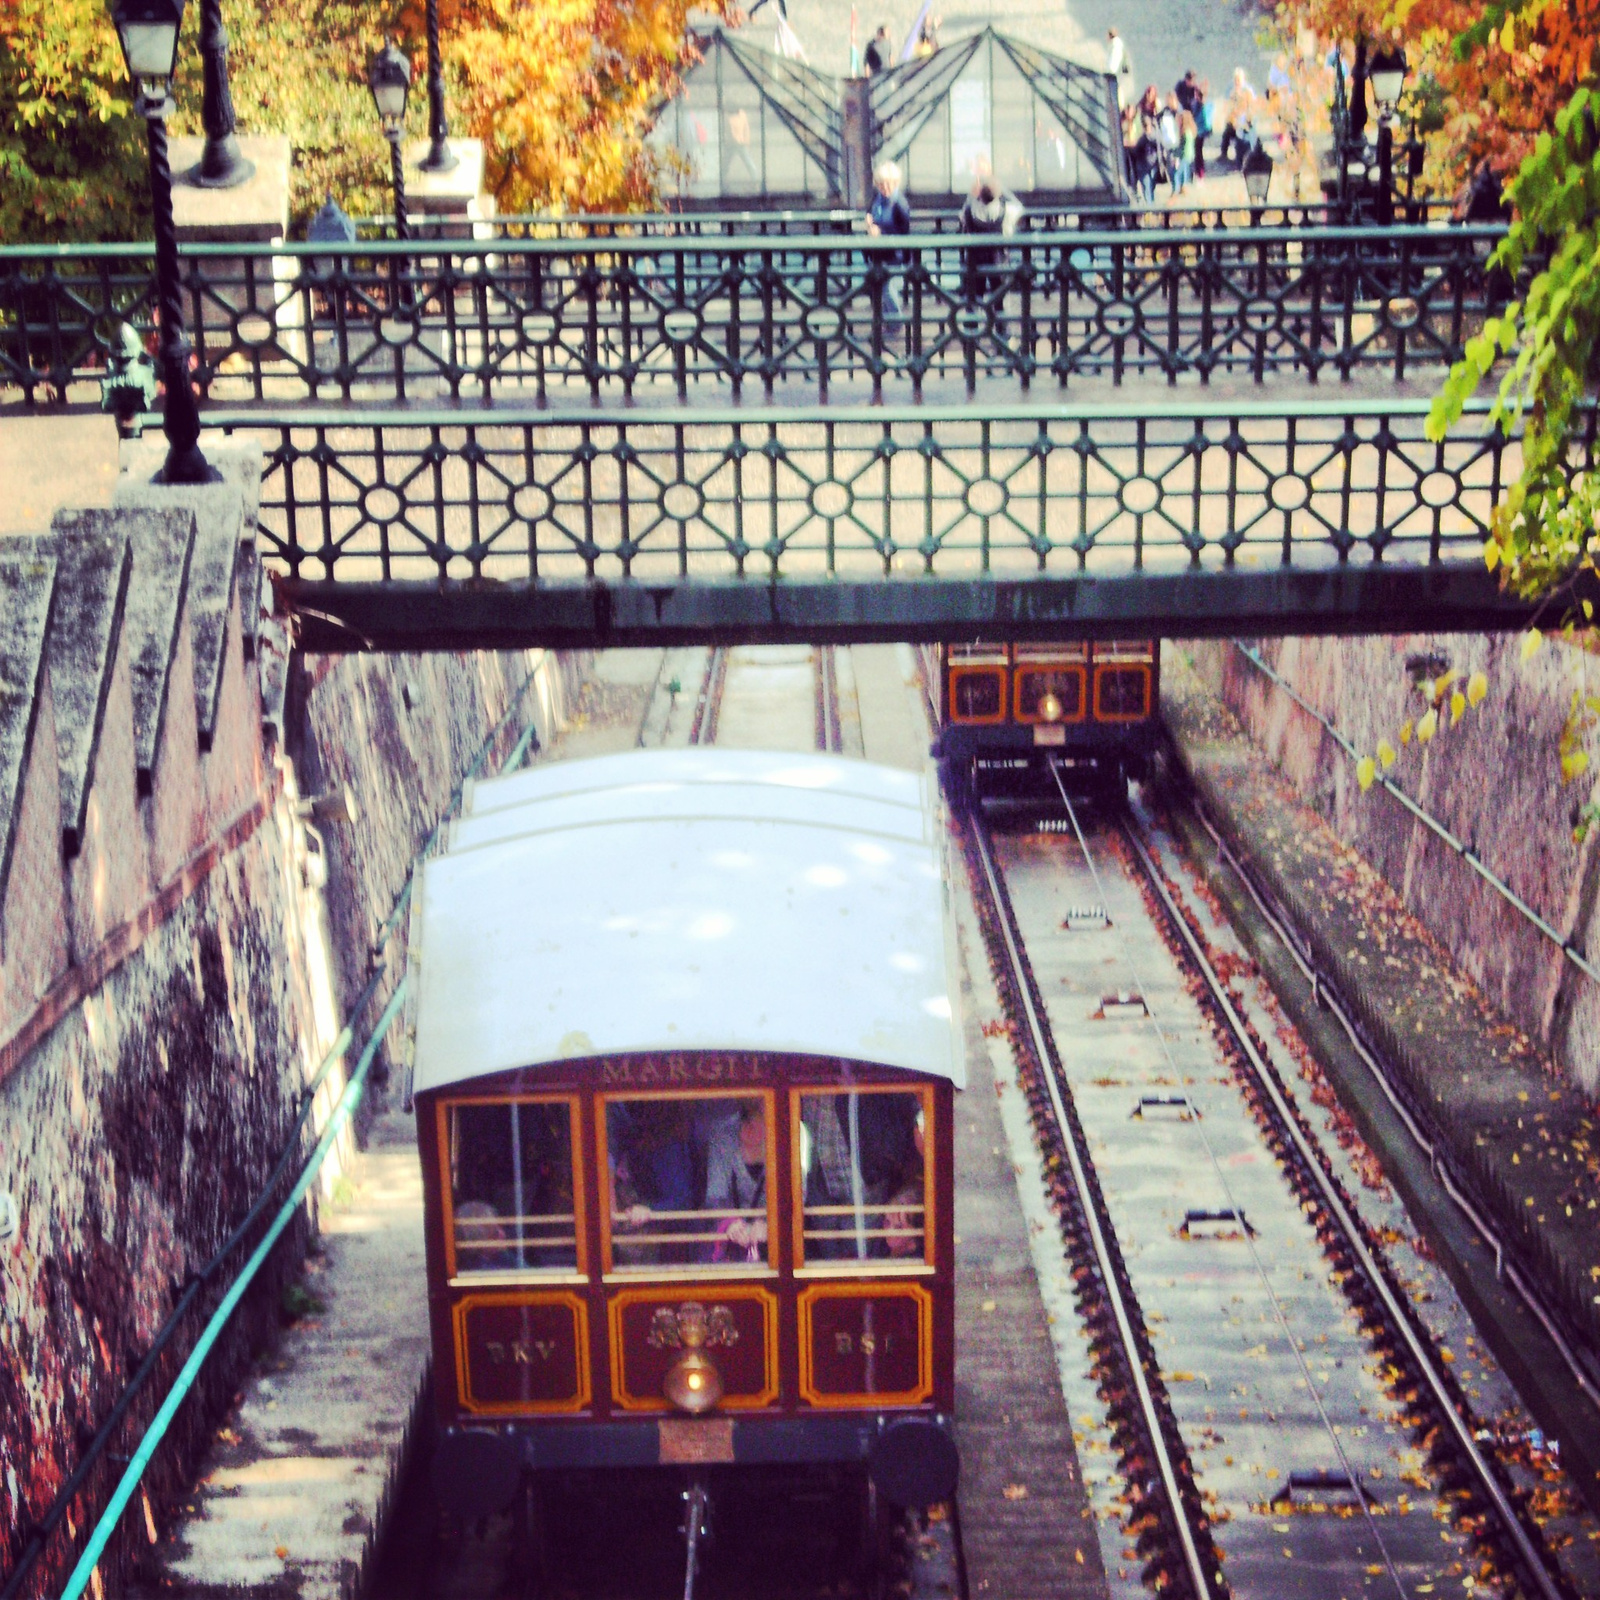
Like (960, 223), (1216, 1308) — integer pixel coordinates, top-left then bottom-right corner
(1181, 634), (1600, 1094)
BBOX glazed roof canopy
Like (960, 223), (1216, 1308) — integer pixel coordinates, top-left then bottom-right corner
(408, 749), (963, 1095)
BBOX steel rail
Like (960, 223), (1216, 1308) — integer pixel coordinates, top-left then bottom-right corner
(1173, 777), (1600, 1410)
(1118, 810), (1569, 1600)
(1232, 642), (1600, 991)
(1048, 770), (1408, 1598)
(964, 813), (1218, 1600)
(688, 648), (728, 746)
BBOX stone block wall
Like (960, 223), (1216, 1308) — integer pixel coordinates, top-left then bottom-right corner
(0, 445), (586, 1599)
(1182, 633), (1600, 1094)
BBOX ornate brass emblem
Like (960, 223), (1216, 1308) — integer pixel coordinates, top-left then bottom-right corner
(646, 1301), (739, 1350)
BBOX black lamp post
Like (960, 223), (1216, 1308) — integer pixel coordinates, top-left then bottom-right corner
(189, 0), (253, 187)
(108, 0), (218, 484)
(368, 41), (413, 241)
(416, 0), (457, 174)
(1369, 46), (1407, 228)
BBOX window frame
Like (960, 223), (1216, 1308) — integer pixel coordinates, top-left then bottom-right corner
(596, 1088), (780, 1281)
(947, 664), (1010, 725)
(436, 1093), (587, 1286)
(1092, 661), (1153, 722)
(790, 1083), (936, 1277)
(1012, 661), (1089, 725)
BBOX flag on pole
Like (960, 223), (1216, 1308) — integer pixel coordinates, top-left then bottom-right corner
(899, 0), (932, 62)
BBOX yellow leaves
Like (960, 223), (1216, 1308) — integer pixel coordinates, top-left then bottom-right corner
(1357, 756), (1377, 792)
(1417, 707), (1439, 744)
(1522, 627), (1544, 661)
(1400, 719), (1414, 746)
(1467, 671), (1489, 706)
(1377, 738), (1398, 769)
(1500, 14), (1516, 52)
(1562, 748), (1590, 783)
(1450, 690), (1467, 725)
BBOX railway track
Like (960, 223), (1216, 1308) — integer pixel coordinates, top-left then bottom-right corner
(959, 762), (1586, 1599)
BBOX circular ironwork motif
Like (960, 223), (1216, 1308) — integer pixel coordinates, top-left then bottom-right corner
(1269, 474), (1311, 512)
(811, 481), (852, 519)
(520, 310), (558, 346)
(1098, 301), (1138, 338)
(965, 479), (1007, 517)
(1240, 298), (1280, 335)
(952, 306), (990, 341)
(377, 314), (412, 347)
(1120, 476), (1160, 515)
(662, 309), (700, 344)
(363, 484), (403, 522)
(235, 311), (275, 348)
(662, 481), (704, 520)
(802, 305), (844, 341)
(511, 482), (552, 522)
(1419, 470), (1457, 509)
(1384, 296), (1421, 330)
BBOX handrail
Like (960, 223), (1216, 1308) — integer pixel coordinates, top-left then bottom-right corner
(205, 391), (1512, 428)
(0, 220), (1510, 260)
(55, 979), (410, 1600)
(1, 669), (543, 1600)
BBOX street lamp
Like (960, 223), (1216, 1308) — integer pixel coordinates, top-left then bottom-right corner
(190, 0), (253, 187)
(368, 40), (413, 241)
(1369, 46), (1407, 227)
(1242, 144), (1274, 208)
(417, 0), (458, 174)
(108, 0), (219, 484)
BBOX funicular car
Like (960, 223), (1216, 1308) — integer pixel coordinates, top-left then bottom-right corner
(928, 638), (1161, 800)
(405, 748), (964, 1540)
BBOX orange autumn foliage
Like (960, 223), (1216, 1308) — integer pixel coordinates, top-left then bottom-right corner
(1279, 0), (1600, 179)
(397, 0), (730, 213)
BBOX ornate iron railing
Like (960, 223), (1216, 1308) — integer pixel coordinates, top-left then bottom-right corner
(2, 224), (1508, 411)
(221, 395), (1536, 581)
(211, 395), (1567, 646)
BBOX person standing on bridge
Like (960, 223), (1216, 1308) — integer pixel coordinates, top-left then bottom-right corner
(866, 160), (912, 327)
(865, 25), (891, 74)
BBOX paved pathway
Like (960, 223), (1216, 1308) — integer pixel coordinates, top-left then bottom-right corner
(748, 0), (1275, 120)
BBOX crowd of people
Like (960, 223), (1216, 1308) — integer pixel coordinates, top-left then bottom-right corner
(1112, 34), (1280, 203)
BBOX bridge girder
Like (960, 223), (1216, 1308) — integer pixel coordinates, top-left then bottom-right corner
(281, 566), (1539, 653)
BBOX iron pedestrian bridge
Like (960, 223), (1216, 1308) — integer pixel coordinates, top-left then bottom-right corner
(2, 218), (1558, 649)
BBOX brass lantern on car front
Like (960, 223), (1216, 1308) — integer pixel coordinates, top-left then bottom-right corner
(662, 1302), (725, 1415)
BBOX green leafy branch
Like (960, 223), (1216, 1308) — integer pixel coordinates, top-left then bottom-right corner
(1427, 85), (1600, 603)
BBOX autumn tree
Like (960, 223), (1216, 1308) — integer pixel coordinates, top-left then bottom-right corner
(397, 0), (725, 214)
(0, 0), (723, 242)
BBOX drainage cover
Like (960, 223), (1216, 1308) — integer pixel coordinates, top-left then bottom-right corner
(1132, 1094), (1194, 1120)
(1096, 992), (1147, 1018)
(1271, 1469), (1377, 1508)
(1178, 1207), (1256, 1240)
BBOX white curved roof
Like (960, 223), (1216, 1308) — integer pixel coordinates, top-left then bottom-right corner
(410, 749), (963, 1095)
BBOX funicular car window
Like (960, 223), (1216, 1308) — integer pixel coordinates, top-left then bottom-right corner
(446, 1098), (579, 1276)
(953, 672), (1003, 720)
(795, 1088), (930, 1266)
(602, 1093), (776, 1271)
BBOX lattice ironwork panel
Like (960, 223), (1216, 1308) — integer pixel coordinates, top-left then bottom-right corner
(227, 398), (1526, 590)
